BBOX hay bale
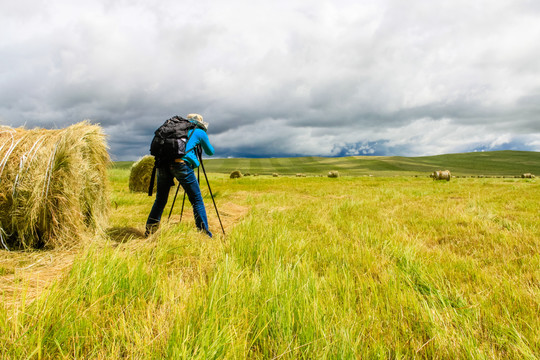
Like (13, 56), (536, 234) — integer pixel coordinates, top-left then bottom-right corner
(129, 155), (157, 193)
(296, 173), (306, 177)
(521, 173), (535, 178)
(327, 171), (339, 178)
(430, 170), (451, 181)
(230, 170), (242, 179)
(0, 121), (109, 249)
(272, 173), (279, 177)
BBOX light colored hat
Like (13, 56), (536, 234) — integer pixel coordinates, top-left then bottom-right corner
(186, 113), (208, 130)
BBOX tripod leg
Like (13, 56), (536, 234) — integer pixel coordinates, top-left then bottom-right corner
(179, 191), (186, 223)
(198, 153), (226, 235)
(168, 182), (182, 221)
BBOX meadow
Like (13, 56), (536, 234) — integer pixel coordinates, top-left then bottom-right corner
(186, 150), (540, 177)
(1, 151), (539, 359)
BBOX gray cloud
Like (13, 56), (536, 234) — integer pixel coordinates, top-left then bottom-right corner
(1, 0), (539, 160)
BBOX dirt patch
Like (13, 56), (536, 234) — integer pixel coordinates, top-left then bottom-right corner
(168, 201), (250, 234)
(0, 248), (77, 308)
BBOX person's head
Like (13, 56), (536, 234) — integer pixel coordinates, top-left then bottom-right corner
(186, 113), (208, 131)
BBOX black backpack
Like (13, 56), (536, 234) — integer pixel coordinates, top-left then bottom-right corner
(147, 116), (197, 195)
(150, 116), (197, 164)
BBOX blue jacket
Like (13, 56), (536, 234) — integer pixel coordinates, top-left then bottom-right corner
(182, 128), (214, 168)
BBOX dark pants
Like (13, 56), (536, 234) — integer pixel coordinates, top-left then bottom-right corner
(145, 162), (212, 237)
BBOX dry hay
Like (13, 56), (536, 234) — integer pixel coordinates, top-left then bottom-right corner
(430, 170), (451, 181)
(0, 247), (77, 308)
(521, 173), (535, 178)
(296, 173), (306, 177)
(272, 173), (279, 177)
(230, 170), (243, 179)
(0, 121), (109, 250)
(129, 155), (157, 193)
(327, 171), (340, 178)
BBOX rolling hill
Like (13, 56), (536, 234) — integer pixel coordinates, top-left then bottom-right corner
(115, 150), (539, 177)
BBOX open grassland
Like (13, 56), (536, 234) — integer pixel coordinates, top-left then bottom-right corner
(129, 150), (540, 177)
(1, 160), (539, 359)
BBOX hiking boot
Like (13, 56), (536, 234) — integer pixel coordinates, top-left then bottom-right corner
(144, 223), (159, 237)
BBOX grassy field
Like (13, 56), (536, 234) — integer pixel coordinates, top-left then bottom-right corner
(112, 150), (540, 177)
(1, 152), (539, 359)
(158, 150), (540, 177)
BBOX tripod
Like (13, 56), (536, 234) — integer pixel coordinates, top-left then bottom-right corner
(167, 146), (225, 235)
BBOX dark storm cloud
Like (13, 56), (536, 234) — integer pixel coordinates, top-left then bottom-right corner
(1, 0), (539, 160)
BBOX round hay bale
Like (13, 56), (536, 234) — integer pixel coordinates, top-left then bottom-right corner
(272, 173), (279, 177)
(0, 121), (109, 249)
(129, 155), (157, 193)
(296, 173), (306, 177)
(327, 171), (339, 178)
(230, 170), (242, 179)
(430, 170), (451, 181)
(521, 173), (535, 178)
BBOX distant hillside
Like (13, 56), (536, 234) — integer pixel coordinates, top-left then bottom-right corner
(115, 151), (540, 177)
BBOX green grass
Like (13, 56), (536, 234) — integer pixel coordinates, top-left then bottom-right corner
(111, 161), (135, 170)
(198, 150), (540, 176)
(1, 155), (539, 359)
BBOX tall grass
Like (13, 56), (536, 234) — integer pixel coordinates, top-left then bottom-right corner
(1, 172), (538, 359)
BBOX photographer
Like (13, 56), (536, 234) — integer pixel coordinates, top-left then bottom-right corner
(145, 114), (214, 237)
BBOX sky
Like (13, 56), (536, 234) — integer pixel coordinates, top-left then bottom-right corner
(1, 0), (540, 160)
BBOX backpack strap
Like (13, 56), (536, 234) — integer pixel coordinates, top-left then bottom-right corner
(183, 127), (201, 156)
(148, 163), (157, 196)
